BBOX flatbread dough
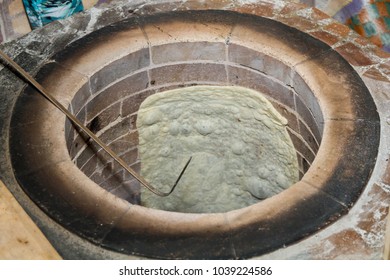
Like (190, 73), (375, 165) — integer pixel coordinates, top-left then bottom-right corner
(137, 86), (299, 213)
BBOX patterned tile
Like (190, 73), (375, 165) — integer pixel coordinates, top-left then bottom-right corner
(337, 0), (390, 52)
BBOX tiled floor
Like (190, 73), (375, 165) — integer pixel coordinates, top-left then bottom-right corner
(0, 1), (338, 44)
(7, 0), (390, 53)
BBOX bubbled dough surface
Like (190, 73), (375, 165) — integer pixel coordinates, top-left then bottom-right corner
(137, 86), (299, 213)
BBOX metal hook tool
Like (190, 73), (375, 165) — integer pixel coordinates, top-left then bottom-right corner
(0, 49), (191, 197)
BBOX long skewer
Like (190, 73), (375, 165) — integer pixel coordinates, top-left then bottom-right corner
(0, 49), (191, 197)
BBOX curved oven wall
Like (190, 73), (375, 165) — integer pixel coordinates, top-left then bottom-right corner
(1, 0), (387, 259)
(65, 28), (323, 206)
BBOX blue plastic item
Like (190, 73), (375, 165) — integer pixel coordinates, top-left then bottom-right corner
(23, 0), (84, 29)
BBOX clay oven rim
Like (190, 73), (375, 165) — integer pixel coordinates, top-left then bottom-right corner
(8, 5), (379, 258)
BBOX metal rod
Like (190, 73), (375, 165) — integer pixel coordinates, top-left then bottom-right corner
(0, 49), (190, 197)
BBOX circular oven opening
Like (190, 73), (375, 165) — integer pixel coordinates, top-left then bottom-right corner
(64, 13), (324, 214)
(9, 8), (379, 259)
(67, 57), (319, 214)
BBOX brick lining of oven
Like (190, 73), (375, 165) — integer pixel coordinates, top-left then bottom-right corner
(66, 42), (323, 205)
